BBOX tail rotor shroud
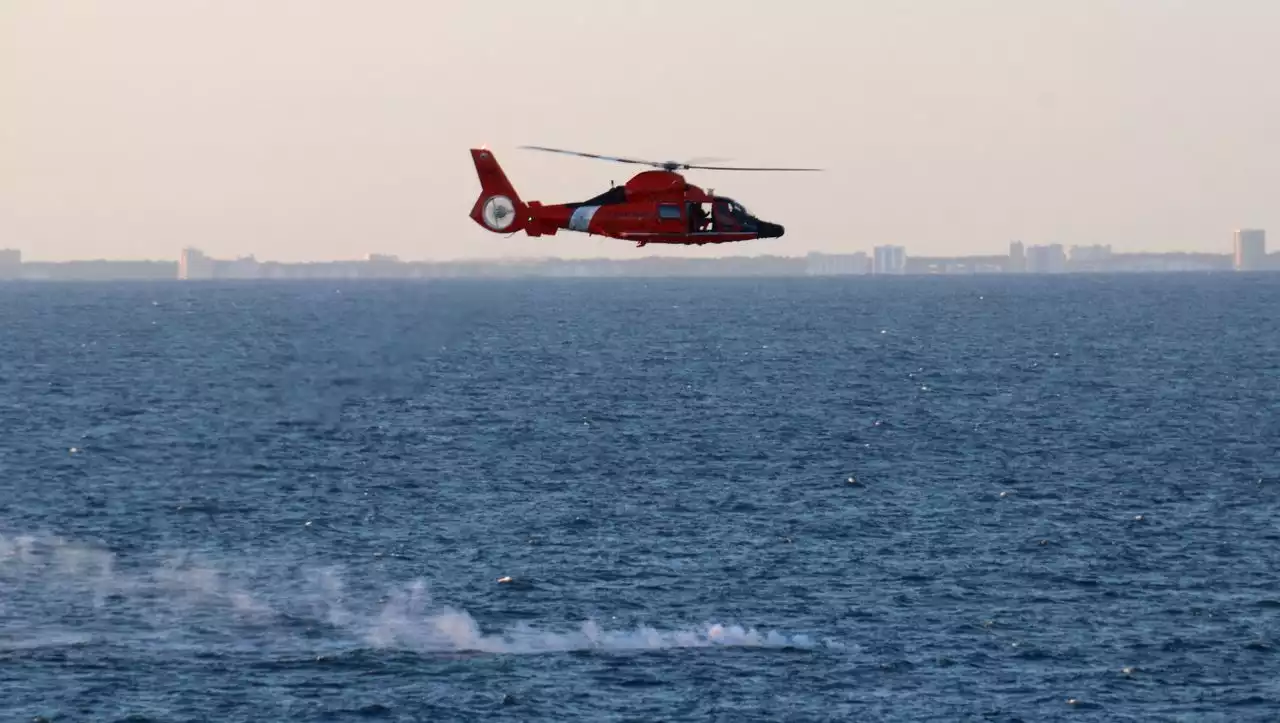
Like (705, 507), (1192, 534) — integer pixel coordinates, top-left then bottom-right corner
(481, 194), (516, 231)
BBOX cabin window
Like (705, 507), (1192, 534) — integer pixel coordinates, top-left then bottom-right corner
(657, 203), (682, 220)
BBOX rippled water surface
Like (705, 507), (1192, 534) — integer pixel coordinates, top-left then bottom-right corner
(2, 275), (1279, 721)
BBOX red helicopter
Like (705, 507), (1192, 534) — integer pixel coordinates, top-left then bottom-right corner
(468, 145), (820, 247)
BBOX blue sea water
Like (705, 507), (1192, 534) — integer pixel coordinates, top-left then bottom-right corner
(1, 274), (1279, 722)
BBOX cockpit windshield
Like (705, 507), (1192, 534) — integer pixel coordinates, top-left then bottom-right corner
(718, 198), (753, 219)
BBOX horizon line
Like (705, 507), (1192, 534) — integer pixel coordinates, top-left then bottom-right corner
(5, 248), (1263, 266)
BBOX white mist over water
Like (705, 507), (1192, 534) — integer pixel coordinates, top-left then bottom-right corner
(0, 532), (834, 656)
(366, 579), (819, 654)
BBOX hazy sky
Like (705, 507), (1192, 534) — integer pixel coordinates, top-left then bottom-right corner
(4, 1), (1278, 262)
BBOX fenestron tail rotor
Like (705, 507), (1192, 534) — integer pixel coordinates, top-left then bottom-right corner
(518, 145), (822, 173)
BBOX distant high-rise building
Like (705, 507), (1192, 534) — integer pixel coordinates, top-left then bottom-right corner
(1233, 229), (1266, 271)
(1026, 244), (1067, 273)
(1008, 241), (1026, 273)
(0, 248), (21, 279)
(1067, 244), (1113, 272)
(872, 245), (906, 274)
(178, 248), (264, 279)
(178, 247), (207, 279)
(224, 255), (261, 279)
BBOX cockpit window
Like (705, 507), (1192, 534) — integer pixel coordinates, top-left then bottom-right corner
(718, 198), (752, 219)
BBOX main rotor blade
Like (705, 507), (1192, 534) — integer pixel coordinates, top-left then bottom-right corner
(682, 164), (824, 172)
(519, 145), (823, 172)
(518, 145), (667, 168)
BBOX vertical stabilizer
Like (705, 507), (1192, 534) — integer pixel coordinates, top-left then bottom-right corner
(469, 148), (527, 234)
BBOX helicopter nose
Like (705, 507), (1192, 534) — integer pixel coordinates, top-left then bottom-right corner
(757, 221), (785, 239)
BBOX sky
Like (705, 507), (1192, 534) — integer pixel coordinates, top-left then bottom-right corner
(3, 0), (1278, 262)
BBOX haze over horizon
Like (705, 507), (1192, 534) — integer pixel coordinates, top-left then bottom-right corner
(4, 1), (1277, 263)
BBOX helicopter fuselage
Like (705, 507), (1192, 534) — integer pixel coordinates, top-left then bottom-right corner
(468, 149), (785, 246)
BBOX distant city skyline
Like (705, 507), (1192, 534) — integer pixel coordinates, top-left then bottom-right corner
(2, 229), (1271, 281)
(1, 237), (1268, 263)
(5, 2), (1278, 261)
(2, 226), (1268, 266)
(1, 228), (1270, 265)
(4, 238), (1271, 264)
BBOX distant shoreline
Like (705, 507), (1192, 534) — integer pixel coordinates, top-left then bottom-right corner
(3, 241), (1275, 281)
(0, 251), (1275, 282)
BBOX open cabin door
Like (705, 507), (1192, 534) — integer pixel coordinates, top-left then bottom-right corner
(686, 201), (712, 233)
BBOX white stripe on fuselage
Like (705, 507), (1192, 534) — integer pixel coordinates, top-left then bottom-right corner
(568, 206), (599, 232)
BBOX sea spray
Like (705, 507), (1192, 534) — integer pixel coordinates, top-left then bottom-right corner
(1, 532), (835, 656)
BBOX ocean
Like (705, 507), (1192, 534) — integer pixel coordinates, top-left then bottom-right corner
(2, 274), (1278, 721)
